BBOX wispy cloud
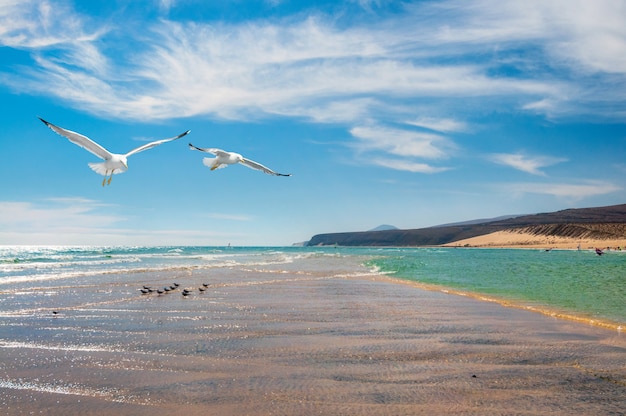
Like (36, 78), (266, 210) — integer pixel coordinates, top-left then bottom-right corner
(0, 198), (121, 232)
(0, 199), (244, 245)
(370, 158), (450, 174)
(349, 124), (454, 172)
(203, 213), (253, 222)
(501, 181), (621, 199)
(158, 0), (177, 14)
(489, 153), (567, 176)
(350, 125), (454, 159)
(406, 117), (469, 133)
(0, 0), (103, 49)
(0, 198), (127, 244)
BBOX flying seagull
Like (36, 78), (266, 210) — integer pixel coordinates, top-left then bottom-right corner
(189, 143), (291, 176)
(39, 117), (190, 186)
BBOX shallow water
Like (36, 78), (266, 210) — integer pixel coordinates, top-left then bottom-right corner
(2, 245), (624, 328)
(366, 247), (626, 327)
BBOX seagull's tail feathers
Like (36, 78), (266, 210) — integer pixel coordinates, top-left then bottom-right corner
(88, 162), (126, 175)
(202, 157), (226, 170)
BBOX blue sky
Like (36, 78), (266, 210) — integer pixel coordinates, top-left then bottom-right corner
(1, 0), (625, 246)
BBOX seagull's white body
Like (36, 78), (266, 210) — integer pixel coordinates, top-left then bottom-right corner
(39, 117), (190, 185)
(189, 143), (291, 177)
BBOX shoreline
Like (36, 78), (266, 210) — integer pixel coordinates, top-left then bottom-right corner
(365, 274), (625, 332)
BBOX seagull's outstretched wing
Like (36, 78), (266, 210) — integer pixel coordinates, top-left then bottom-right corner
(240, 157), (292, 176)
(39, 117), (112, 160)
(125, 130), (190, 157)
(188, 143), (221, 156)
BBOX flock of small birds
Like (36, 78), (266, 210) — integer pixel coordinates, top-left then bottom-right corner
(51, 282), (212, 315)
(139, 282), (211, 297)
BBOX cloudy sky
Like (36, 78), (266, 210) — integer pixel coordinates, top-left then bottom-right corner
(1, 0), (625, 246)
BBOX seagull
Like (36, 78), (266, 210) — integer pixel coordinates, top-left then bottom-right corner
(189, 143), (291, 177)
(39, 117), (190, 186)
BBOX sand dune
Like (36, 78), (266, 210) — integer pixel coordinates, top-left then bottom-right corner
(445, 228), (626, 250)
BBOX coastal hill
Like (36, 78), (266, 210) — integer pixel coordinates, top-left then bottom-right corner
(305, 203), (626, 247)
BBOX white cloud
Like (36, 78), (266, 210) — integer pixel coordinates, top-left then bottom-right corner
(350, 125), (454, 159)
(348, 124), (454, 173)
(406, 117), (469, 133)
(0, 198), (122, 236)
(417, 0), (626, 74)
(279, 98), (379, 124)
(0, 199), (243, 245)
(204, 213), (253, 222)
(543, 1), (626, 74)
(489, 153), (567, 176)
(158, 0), (176, 13)
(502, 181), (621, 199)
(371, 158), (450, 174)
(0, 0), (103, 48)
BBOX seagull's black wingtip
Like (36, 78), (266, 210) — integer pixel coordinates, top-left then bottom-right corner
(176, 130), (191, 139)
(37, 116), (50, 126)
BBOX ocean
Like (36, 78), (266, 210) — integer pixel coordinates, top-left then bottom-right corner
(1, 245), (623, 329)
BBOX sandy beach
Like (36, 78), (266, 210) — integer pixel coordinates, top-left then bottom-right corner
(1, 255), (625, 416)
(444, 229), (626, 250)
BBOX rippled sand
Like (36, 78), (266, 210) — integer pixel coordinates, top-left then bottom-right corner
(1, 256), (625, 415)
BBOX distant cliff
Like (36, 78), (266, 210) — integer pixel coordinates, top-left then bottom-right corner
(305, 203), (626, 246)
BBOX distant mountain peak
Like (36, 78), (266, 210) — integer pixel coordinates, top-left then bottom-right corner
(369, 224), (398, 232)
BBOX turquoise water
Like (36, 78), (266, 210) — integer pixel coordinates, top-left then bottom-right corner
(366, 247), (626, 327)
(1, 245), (624, 328)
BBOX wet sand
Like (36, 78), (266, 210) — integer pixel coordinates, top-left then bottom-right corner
(1, 258), (625, 415)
